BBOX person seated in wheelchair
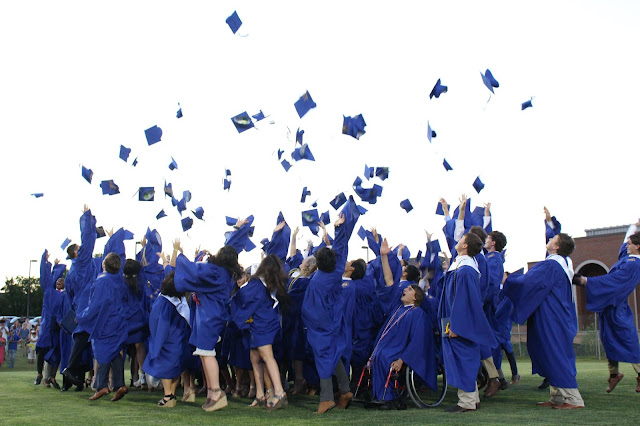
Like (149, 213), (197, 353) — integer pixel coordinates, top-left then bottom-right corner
(366, 239), (438, 405)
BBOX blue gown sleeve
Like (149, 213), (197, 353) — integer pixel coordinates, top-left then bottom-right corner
(230, 280), (261, 330)
(225, 215), (255, 253)
(39, 250), (53, 293)
(265, 213), (291, 262)
(586, 258), (640, 312)
(545, 216), (561, 243)
(286, 251), (303, 271)
(76, 210), (98, 273)
(174, 254), (230, 293)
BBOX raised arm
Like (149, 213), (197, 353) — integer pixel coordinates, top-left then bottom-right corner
(453, 194), (467, 243)
(380, 239), (395, 287)
(439, 198), (450, 219)
(170, 239), (182, 268)
(288, 226), (299, 259)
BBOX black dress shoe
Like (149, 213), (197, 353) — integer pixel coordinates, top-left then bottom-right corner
(74, 385), (84, 392)
(538, 378), (550, 390)
(51, 380), (61, 390)
(34, 374), (42, 385)
(62, 369), (84, 387)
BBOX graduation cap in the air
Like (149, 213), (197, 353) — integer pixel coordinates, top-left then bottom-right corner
(138, 187), (155, 201)
(182, 190), (192, 203)
(311, 200), (318, 208)
(225, 216), (237, 226)
(375, 167), (389, 181)
(469, 206), (485, 228)
(301, 209), (320, 228)
(296, 128), (304, 145)
(226, 10), (242, 34)
(145, 125), (163, 145)
(364, 164), (374, 180)
(164, 181), (173, 198)
(193, 207), (204, 220)
(281, 159), (291, 172)
(252, 110), (265, 121)
(330, 192), (347, 210)
(430, 78), (448, 99)
(82, 166), (93, 184)
(357, 204), (368, 215)
(96, 226), (106, 239)
(132, 157), (138, 167)
(481, 69), (500, 93)
(443, 159), (453, 171)
(156, 210), (167, 220)
(342, 114), (367, 140)
(427, 122), (436, 143)
(231, 112), (254, 133)
(292, 144), (315, 162)
(522, 99), (533, 110)
(176, 104), (183, 118)
(436, 202), (450, 216)
(223, 178), (231, 190)
(511, 267), (525, 275)
(61, 238), (71, 250)
(172, 196), (187, 215)
(300, 187), (311, 203)
(353, 177), (383, 204)
(100, 180), (120, 195)
(400, 199), (413, 213)
(294, 91), (316, 118)
(226, 169), (231, 177)
(320, 211), (330, 225)
(169, 157), (178, 171)
(119, 145), (131, 162)
(473, 176), (485, 193)
(415, 250), (423, 264)
(181, 217), (193, 232)
(31, 193), (43, 198)
(357, 226), (366, 241)
(277, 149), (284, 160)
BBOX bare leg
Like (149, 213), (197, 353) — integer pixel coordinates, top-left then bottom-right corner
(250, 349), (265, 403)
(200, 356), (221, 401)
(257, 345), (284, 405)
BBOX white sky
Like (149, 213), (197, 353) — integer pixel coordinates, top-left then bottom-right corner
(1, 0), (639, 281)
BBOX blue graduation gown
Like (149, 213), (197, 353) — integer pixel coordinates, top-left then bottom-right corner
(50, 289), (73, 371)
(37, 251), (66, 351)
(302, 197), (360, 379)
(586, 250), (640, 363)
(371, 305), (437, 400)
(282, 273), (312, 361)
(503, 256), (578, 388)
(174, 254), (234, 351)
(351, 275), (384, 368)
(77, 272), (129, 365)
(137, 229), (165, 302)
(123, 276), (150, 345)
(231, 278), (281, 349)
(439, 259), (496, 392)
(340, 278), (356, 367)
(143, 295), (191, 379)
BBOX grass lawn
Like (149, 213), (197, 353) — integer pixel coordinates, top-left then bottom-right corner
(1, 354), (638, 425)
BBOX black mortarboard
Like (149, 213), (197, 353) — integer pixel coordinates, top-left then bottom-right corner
(296, 128), (304, 145)
(181, 217), (193, 232)
(429, 78), (448, 99)
(226, 10), (242, 34)
(61, 238), (71, 250)
(301, 186), (311, 203)
(294, 91), (316, 118)
(193, 207), (204, 220)
(364, 164), (374, 180)
(169, 157), (178, 170)
(301, 209), (320, 227)
(481, 69), (499, 93)
(82, 166), (93, 184)
(281, 159), (291, 172)
(138, 187), (155, 201)
(119, 145), (131, 162)
(292, 144), (315, 161)
(342, 114), (367, 140)
(100, 180), (120, 195)
(31, 193), (43, 198)
(330, 192), (347, 210)
(400, 199), (413, 213)
(436, 202), (450, 215)
(521, 99), (533, 110)
(473, 176), (485, 193)
(231, 111), (254, 133)
(443, 158), (453, 171)
(375, 167), (389, 181)
(145, 125), (162, 145)
(156, 210), (167, 220)
(320, 211), (330, 225)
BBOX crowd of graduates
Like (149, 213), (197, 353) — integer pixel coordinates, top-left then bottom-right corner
(31, 196), (640, 414)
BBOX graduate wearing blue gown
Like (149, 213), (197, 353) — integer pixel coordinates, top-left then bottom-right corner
(439, 234), (496, 412)
(302, 196), (360, 413)
(580, 226), (640, 392)
(503, 233), (584, 409)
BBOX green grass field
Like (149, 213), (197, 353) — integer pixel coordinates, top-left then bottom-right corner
(1, 354), (638, 425)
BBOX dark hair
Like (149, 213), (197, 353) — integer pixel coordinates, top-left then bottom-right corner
(489, 231), (507, 252)
(351, 259), (366, 280)
(410, 284), (425, 307)
(208, 245), (243, 281)
(253, 254), (290, 313)
(469, 226), (487, 243)
(630, 231), (640, 246)
(405, 264), (420, 283)
(160, 271), (183, 298)
(123, 259), (142, 294)
(315, 247), (337, 273)
(67, 244), (78, 260)
(464, 233), (483, 257)
(103, 252), (122, 274)
(556, 233), (575, 257)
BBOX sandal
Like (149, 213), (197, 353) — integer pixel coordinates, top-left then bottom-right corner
(231, 387), (242, 399)
(247, 385), (256, 399)
(266, 392), (287, 411)
(249, 395), (266, 407)
(202, 388), (228, 412)
(158, 394), (177, 408)
(182, 386), (196, 403)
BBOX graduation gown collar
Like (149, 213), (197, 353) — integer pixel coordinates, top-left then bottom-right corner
(448, 255), (479, 274)
(260, 278), (279, 308)
(546, 254), (574, 281)
(160, 294), (190, 325)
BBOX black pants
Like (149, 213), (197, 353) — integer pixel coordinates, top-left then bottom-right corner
(36, 346), (47, 375)
(96, 351), (125, 390)
(66, 331), (91, 375)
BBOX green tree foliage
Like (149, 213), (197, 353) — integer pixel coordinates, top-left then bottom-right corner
(0, 276), (42, 317)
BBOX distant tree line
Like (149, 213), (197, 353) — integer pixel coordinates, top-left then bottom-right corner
(0, 277), (42, 317)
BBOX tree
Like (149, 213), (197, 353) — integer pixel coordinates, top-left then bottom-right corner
(0, 276), (42, 317)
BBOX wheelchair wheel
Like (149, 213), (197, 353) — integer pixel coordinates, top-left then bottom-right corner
(405, 364), (447, 408)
